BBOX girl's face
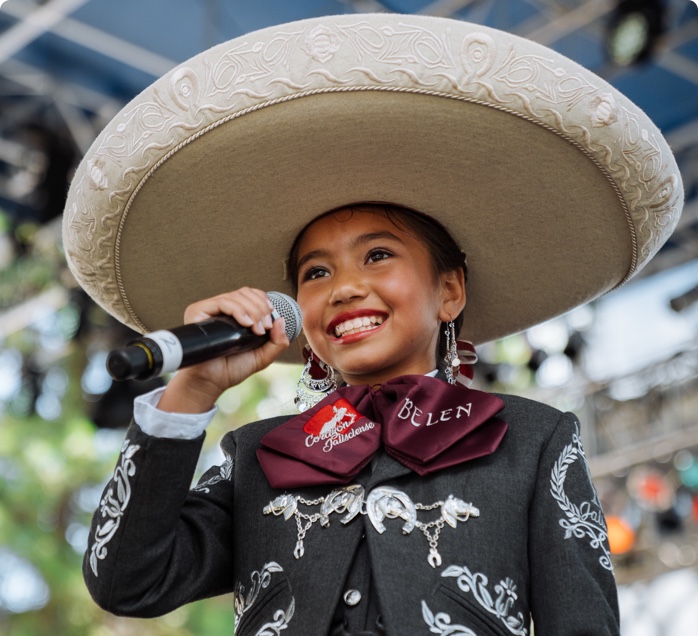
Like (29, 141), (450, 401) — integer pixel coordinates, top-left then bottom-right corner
(295, 209), (465, 386)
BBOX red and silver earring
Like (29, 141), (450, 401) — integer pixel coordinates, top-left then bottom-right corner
(294, 345), (337, 411)
(444, 321), (478, 387)
(444, 321), (460, 385)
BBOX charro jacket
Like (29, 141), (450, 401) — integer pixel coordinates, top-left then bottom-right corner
(84, 393), (620, 635)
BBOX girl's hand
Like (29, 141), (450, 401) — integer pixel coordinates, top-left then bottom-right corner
(157, 288), (290, 413)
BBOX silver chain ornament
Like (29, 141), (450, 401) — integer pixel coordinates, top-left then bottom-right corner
(263, 486), (479, 567)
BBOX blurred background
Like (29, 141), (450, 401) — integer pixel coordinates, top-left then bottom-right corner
(0, 0), (696, 634)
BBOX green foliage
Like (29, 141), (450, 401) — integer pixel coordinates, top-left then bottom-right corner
(0, 338), (300, 635)
(0, 217), (301, 634)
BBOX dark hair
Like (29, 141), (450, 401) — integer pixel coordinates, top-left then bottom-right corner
(287, 203), (468, 373)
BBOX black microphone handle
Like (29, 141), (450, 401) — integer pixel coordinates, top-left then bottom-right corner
(107, 316), (269, 381)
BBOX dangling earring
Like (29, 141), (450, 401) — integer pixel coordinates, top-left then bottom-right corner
(444, 320), (460, 385)
(454, 340), (477, 387)
(295, 346), (337, 412)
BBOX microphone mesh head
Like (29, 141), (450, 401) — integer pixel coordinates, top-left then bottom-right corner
(267, 292), (303, 341)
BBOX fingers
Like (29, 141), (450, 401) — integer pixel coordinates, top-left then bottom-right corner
(269, 316), (290, 347)
(252, 316), (290, 371)
(178, 288), (291, 391)
(184, 287), (274, 335)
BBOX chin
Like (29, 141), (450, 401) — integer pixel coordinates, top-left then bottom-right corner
(332, 356), (385, 380)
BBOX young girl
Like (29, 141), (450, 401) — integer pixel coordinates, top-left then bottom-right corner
(65, 13), (681, 636)
(82, 203), (617, 635)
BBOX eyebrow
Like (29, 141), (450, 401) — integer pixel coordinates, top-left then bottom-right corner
(296, 231), (405, 273)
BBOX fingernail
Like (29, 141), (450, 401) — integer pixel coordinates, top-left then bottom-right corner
(263, 314), (273, 329)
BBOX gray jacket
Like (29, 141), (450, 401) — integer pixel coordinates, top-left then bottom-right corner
(84, 393), (619, 635)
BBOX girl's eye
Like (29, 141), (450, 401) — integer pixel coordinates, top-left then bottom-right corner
(302, 266), (329, 281)
(367, 248), (393, 263)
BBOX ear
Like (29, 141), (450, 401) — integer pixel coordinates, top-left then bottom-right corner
(438, 269), (466, 323)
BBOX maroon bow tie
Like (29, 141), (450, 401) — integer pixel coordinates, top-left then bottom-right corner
(257, 375), (507, 488)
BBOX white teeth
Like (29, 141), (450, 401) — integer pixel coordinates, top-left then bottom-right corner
(334, 315), (385, 337)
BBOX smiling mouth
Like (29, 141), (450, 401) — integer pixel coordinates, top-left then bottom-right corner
(333, 315), (385, 338)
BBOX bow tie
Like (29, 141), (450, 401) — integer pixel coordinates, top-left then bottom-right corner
(257, 375), (507, 488)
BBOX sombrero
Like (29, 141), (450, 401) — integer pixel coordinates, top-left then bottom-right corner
(62, 13), (683, 363)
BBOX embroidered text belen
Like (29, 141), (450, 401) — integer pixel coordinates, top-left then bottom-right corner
(397, 397), (472, 427)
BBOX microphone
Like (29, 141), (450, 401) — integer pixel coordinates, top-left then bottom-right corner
(106, 292), (303, 381)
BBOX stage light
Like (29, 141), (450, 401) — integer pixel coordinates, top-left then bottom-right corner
(655, 508), (682, 535)
(627, 466), (674, 511)
(606, 516), (636, 554)
(669, 284), (698, 312)
(607, 0), (665, 66)
(0, 123), (76, 225)
(675, 452), (698, 491)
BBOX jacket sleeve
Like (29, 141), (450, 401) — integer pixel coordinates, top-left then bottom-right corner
(528, 411), (620, 635)
(83, 422), (238, 617)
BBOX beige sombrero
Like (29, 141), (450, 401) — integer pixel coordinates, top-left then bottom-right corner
(62, 13), (683, 362)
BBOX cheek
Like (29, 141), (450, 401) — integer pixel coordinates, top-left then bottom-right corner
(297, 293), (324, 341)
(380, 270), (438, 313)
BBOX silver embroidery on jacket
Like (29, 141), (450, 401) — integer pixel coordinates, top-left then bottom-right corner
(89, 439), (141, 577)
(549, 424), (612, 571)
(263, 485), (479, 567)
(254, 599), (295, 636)
(441, 565), (528, 635)
(421, 600), (477, 635)
(234, 562), (295, 635)
(192, 453), (234, 493)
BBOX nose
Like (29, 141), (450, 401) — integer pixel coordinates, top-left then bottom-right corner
(329, 267), (368, 305)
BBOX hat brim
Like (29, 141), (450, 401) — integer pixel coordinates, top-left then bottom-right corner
(63, 14), (683, 363)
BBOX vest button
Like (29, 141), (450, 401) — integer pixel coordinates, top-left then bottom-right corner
(343, 589), (362, 606)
